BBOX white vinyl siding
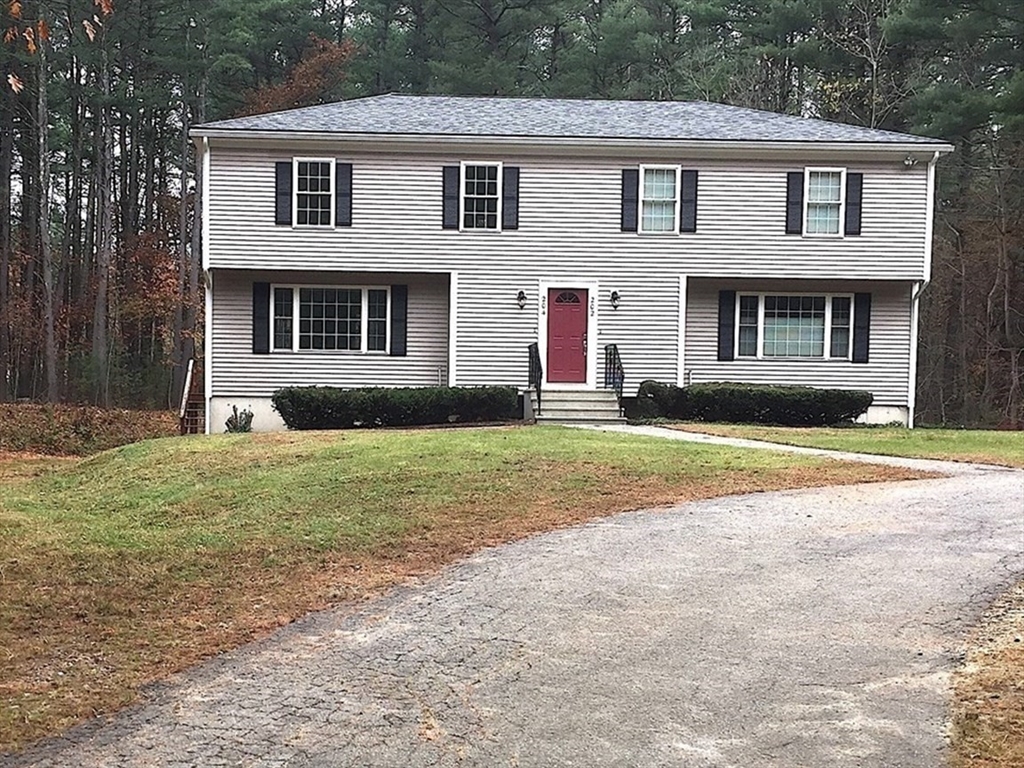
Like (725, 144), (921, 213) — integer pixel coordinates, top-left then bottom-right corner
(207, 150), (929, 280)
(210, 270), (449, 397)
(205, 147), (927, 405)
(685, 278), (912, 406)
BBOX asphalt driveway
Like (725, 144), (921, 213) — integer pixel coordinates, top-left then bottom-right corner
(4, 433), (1022, 768)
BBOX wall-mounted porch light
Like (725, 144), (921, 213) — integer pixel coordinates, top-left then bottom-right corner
(610, 290), (621, 309)
(517, 290), (527, 309)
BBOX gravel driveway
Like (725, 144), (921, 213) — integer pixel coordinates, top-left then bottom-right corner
(4, 430), (1022, 768)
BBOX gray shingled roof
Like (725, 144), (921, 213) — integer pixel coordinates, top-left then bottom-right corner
(195, 94), (944, 145)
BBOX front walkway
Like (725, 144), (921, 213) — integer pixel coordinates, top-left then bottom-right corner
(573, 422), (1014, 475)
(3, 430), (1022, 768)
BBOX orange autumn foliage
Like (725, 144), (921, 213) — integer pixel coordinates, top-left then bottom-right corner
(239, 35), (356, 117)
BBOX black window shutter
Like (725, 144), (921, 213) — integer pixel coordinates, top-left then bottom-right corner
(853, 292), (871, 363)
(621, 169), (639, 232)
(275, 162), (292, 225)
(785, 171), (804, 234)
(335, 162), (353, 227)
(845, 172), (863, 236)
(252, 282), (271, 354)
(390, 285), (408, 356)
(502, 166), (519, 230)
(680, 169), (698, 233)
(442, 166), (460, 229)
(717, 290), (736, 361)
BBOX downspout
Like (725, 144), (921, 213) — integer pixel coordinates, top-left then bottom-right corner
(201, 137), (213, 435)
(908, 150), (940, 429)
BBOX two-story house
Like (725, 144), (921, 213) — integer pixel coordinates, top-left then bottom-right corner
(191, 95), (952, 432)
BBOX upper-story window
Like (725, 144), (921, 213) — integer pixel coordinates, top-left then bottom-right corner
(293, 158), (335, 227)
(803, 168), (845, 236)
(787, 167), (862, 236)
(620, 167), (697, 234)
(640, 166), (678, 233)
(462, 163), (501, 230)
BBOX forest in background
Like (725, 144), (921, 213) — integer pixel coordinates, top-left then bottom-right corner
(0, 0), (1020, 426)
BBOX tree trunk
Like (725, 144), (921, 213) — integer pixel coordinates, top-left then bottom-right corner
(0, 85), (12, 401)
(93, 49), (114, 407)
(39, 4), (59, 402)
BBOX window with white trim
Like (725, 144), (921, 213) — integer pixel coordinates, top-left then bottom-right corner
(640, 166), (678, 233)
(462, 163), (501, 230)
(804, 169), (844, 235)
(737, 294), (853, 359)
(270, 286), (389, 352)
(293, 158), (334, 227)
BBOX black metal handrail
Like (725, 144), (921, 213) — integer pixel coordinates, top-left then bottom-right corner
(528, 342), (543, 416)
(604, 344), (625, 414)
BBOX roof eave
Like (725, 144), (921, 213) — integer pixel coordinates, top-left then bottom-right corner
(189, 128), (954, 156)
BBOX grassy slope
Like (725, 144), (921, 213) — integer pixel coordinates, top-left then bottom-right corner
(0, 426), (922, 750)
(668, 425), (1024, 468)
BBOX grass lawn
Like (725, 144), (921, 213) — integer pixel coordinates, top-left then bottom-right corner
(667, 424), (1024, 468)
(0, 425), (924, 751)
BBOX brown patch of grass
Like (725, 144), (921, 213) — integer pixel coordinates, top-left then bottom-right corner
(0, 453), (78, 483)
(0, 427), (929, 752)
(950, 582), (1024, 767)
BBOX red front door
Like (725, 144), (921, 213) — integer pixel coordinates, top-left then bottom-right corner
(547, 289), (588, 383)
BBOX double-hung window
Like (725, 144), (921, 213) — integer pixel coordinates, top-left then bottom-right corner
(461, 163), (501, 230)
(293, 158), (335, 227)
(271, 286), (389, 352)
(737, 294), (853, 360)
(804, 168), (844, 235)
(639, 165), (678, 233)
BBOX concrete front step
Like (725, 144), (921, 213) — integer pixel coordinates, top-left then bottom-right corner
(530, 388), (625, 424)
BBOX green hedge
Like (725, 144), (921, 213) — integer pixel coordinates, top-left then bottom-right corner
(630, 381), (873, 426)
(271, 386), (521, 430)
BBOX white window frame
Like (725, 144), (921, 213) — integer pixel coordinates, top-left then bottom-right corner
(638, 164), (681, 235)
(459, 161), (503, 233)
(292, 157), (336, 229)
(735, 292), (854, 361)
(269, 283), (391, 354)
(802, 167), (846, 238)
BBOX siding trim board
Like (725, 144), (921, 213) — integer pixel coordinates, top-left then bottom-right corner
(677, 275), (688, 385)
(448, 271), (459, 385)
